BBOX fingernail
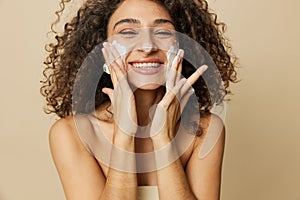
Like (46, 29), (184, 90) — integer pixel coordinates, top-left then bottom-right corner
(198, 65), (208, 72)
(103, 42), (109, 47)
(189, 87), (195, 93)
(179, 49), (184, 58)
(101, 48), (106, 56)
(180, 78), (187, 83)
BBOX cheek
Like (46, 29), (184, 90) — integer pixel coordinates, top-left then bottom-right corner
(111, 40), (128, 56)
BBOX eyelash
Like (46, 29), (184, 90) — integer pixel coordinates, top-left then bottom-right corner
(119, 31), (137, 35)
(119, 30), (138, 35)
(118, 29), (173, 37)
(155, 30), (172, 36)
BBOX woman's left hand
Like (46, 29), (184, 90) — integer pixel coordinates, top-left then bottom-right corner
(150, 49), (208, 146)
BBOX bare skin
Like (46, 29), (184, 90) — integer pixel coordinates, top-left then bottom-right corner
(49, 0), (225, 199)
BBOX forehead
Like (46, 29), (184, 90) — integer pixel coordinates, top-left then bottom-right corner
(108, 0), (172, 27)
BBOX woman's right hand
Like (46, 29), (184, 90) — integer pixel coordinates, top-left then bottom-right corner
(101, 42), (138, 147)
(101, 43), (138, 197)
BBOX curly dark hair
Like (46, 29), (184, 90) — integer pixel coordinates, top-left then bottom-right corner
(40, 0), (238, 120)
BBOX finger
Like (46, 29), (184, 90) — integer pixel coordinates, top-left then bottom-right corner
(175, 50), (184, 83)
(110, 43), (126, 74)
(109, 61), (126, 82)
(103, 42), (115, 65)
(104, 43), (127, 80)
(166, 65), (177, 90)
(166, 50), (182, 90)
(171, 49), (184, 86)
(171, 49), (183, 71)
(103, 43), (126, 83)
(102, 47), (118, 85)
(165, 47), (178, 88)
(180, 88), (194, 112)
(166, 46), (176, 71)
(166, 54), (175, 90)
(180, 65), (208, 96)
(102, 87), (114, 104)
(161, 78), (186, 108)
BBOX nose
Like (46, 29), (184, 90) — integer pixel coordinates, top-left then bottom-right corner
(141, 42), (156, 53)
(137, 30), (158, 54)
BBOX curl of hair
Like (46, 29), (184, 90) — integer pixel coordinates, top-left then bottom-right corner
(40, 0), (239, 125)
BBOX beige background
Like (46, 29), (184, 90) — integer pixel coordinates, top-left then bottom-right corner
(0, 0), (299, 199)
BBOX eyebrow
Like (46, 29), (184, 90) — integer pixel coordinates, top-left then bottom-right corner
(153, 19), (175, 27)
(113, 18), (140, 30)
(113, 18), (175, 30)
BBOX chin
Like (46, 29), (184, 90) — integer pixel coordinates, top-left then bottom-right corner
(131, 83), (165, 91)
(129, 77), (166, 90)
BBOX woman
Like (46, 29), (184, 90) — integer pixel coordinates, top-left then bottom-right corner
(41, 0), (238, 199)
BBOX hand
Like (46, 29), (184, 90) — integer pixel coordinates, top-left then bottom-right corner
(101, 42), (138, 137)
(150, 49), (208, 145)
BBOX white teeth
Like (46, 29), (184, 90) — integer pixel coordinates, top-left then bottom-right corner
(132, 62), (161, 68)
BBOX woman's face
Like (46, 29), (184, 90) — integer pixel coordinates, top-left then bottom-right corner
(107, 0), (176, 90)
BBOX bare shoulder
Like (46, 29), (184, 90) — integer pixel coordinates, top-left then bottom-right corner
(49, 115), (94, 155)
(194, 113), (226, 156)
(50, 114), (94, 133)
(49, 115), (106, 199)
(185, 115), (225, 199)
(199, 113), (225, 133)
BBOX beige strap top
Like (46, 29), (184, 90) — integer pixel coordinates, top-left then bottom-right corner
(138, 186), (159, 200)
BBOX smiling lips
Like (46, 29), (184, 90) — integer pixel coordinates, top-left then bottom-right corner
(132, 62), (161, 68)
(129, 59), (164, 75)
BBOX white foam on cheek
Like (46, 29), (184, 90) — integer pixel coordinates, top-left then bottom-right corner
(111, 40), (128, 58)
(167, 45), (175, 62)
(103, 41), (128, 74)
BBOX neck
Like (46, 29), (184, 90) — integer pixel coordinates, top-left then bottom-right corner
(134, 86), (165, 126)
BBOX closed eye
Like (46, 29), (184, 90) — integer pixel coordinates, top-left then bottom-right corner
(119, 29), (138, 38)
(154, 29), (174, 38)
